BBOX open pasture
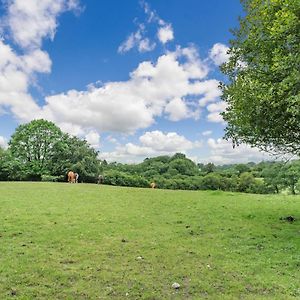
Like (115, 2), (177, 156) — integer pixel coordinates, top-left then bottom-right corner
(0, 182), (299, 299)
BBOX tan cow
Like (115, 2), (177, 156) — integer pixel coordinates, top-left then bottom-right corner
(67, 171), (76, 183)
(150, 182), (156, 189)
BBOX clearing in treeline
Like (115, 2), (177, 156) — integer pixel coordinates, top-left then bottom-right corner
(0, 182), (299, 299)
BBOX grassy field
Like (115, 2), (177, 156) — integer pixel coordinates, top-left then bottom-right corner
(0, 182), (299, 299)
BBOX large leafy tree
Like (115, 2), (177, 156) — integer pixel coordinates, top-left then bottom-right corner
(9, 119), (64, 177)
(221, 0), (300, 155)
(50, 135), (100, 182)
(8, 119), (100, 181)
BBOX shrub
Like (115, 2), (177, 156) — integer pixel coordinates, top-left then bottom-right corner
(41, 174), (63, 182)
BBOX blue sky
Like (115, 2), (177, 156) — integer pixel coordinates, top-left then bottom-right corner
(0, 0), (271, 164)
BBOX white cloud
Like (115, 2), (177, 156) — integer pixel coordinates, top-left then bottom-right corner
(118, 32), (136, 53)
(1, 28), (220, 137)
(207, 101), (227, 112)
(206, 112), (222, 123)
(119, 1), (175, 53)
(99, 130), (202, 162)
(36, 46), (210, 134)
(22, 49), (52, 73)
(58, 121), (85, 136)
(179, 46), (209, 79)
(207, 112), (223, 123)
(164, 97), (190, 121)
(85, 130), (100, 148)
(140, 130), (198, 152)
(5, 0), (81, 49)
(0, 136), (8, 149)
(202, 130), (212, 136)
(209, 43), (230, 66)
(138, 38), (156, 52)
(0, 0), (79, 124)
(207, 138), (272, 164)
(157, 24), (174, 44)
(118, 24), (156, 54)
(0, 40), (44, 122)
(198, 79), (222, 107)
(206, 101), (227, 123)
(141, 1), (162, 24)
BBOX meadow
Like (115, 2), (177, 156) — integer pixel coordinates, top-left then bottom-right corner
(0, 182), (299, 299)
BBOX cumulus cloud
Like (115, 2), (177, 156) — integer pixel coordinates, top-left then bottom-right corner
(157, 24), (174, 44)
(0, 0), (80, 123)
(5, 0), (82, 49)
(209, 43), (230, 66)
(1, 24), (220, 138)
(140, 130), (199, 152)
(99, 130), (202, 162)
(206, 101), (227, 123)
(207, 138), (272, 164)
(85, 130), (100, 148)
(0, 40), (45, 121)
(198, 79), (222, 107)
(165, 97), (191, 121)
(0, 136), (8, 149)
(37, 46), (210, 133)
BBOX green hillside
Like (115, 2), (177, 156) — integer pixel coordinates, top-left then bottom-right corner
(0, 182), (299, 299)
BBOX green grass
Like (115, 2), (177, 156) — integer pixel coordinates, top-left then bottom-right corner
(0, 182), (299, 299)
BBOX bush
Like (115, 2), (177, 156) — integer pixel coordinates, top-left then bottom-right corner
(238, 172), (256, 192)
(41, 174), (63, 182)
(249, 179), (274, 194)
(103, 170), (149, 188)
(202, 173), (224, 190)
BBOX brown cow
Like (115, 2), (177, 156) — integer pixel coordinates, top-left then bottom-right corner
(150, 182), (156, 189)
(67, 171), (76, 183)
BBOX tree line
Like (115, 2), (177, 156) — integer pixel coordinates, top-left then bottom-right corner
(101, 154), (300, 195)
(0, 119), (299, 194)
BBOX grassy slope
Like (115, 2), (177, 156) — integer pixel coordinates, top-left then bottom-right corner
(0, 182), (299, 299)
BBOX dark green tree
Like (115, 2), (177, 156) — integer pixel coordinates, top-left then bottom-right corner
(50, 135), (100, 182)
(167, 158), (199, 176)
(280, 160), (300, 194)
(8, 119), (64, 179)
(202, 173), (224, 190)
(235, 163), (250, 176)
(238, 172), (256, 192)
(8, 119), (100, 182)
(261, 162), (284, 193)
(221, 0), (300, 155)
(202, 163), (216, 174)
(0, 147), (30, 181)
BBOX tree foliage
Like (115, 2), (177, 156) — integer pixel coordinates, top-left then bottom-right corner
(221, 0), (300, 155)
(7, 119), (100, 182)
(9, 119), (63, 177)
(50, 135), (100, 182)
(102, 154), (300, 194)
